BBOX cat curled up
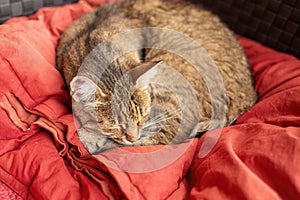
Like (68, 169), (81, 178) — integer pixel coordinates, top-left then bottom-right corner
(56, 0), (257, 153)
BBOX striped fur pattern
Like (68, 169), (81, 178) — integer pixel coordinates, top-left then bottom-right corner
(56, 0), (257, 153)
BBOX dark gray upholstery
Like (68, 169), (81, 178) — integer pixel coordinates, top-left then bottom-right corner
(0, 0), (299, 58)
(0, 0), (78, 23)
(189, 0), (300, 58)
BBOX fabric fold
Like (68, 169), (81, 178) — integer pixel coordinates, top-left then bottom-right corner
(0, 1), (300, 199)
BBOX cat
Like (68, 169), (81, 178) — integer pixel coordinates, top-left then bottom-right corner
(56, 0), (257, 154)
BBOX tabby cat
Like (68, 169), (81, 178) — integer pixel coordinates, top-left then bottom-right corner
(56, 0), (257, 154)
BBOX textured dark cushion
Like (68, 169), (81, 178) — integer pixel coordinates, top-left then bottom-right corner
(188, 0), (300, 58)
(1, 0), (299, 58)
(0, 0), (78, 24)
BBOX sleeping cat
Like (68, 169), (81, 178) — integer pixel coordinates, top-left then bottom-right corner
(56, 0), (257, 154)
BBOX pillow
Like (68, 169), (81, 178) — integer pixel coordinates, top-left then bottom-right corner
(0, 0), (299, 199)
(0, 0), (78, 24)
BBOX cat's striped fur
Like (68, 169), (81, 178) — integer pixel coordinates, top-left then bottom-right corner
(56, 0), (257, 153)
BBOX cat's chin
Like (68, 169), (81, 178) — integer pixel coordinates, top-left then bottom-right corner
(123, 140), (134, 145)
(111, 138), (136, 146)
(115, 139), (144, 146)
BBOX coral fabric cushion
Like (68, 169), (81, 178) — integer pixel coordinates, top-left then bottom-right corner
(0, 0), (299, 199)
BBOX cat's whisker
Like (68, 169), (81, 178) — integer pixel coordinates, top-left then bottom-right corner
(166, 108), (182, 116)
(147, 107), (181, 122)
(144, 114), (178, 128)
(147, 107), (181, 121)
(146, 112), (168, 122)
(158, 124), (173, 128)
(154, 114), (179, 123)
(144, 112), (174, 126)
(144, 113), (169, 126)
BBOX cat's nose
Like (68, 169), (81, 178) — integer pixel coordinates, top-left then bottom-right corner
(124, 127), (140, 142)
(121, 120), (140, 142)
(125, 132), (139, 142)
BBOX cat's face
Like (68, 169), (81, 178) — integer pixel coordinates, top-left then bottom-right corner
(71, 61), (163, 145)
(94, 87), (152, 145)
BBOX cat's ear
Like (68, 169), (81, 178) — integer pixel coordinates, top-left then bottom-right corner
(129, 61), (162, 87)
(70, 76), (105, 102)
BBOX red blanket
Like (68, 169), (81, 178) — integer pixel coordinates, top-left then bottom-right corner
(0, 0), (299, 199)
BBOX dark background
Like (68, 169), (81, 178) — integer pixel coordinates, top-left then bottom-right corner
(1, 0), (299, 58)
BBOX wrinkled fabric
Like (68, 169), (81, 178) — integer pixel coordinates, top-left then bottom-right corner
(0, 0), (299, 199)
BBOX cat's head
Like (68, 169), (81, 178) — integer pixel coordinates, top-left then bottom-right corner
(70, 61), (165, 145)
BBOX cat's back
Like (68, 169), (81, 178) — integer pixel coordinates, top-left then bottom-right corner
(141, 1), (257, 126)
(57, 0), (257, 128)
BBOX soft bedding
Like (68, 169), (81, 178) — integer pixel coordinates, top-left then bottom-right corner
(0, 0), (299, 199)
